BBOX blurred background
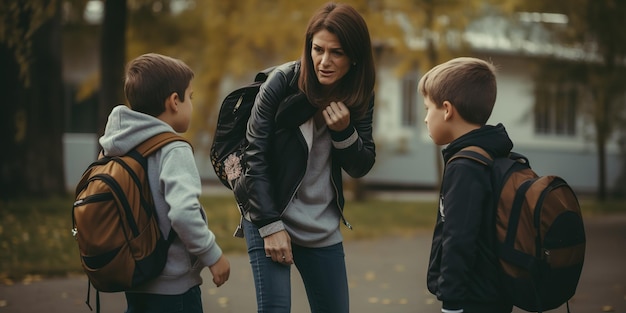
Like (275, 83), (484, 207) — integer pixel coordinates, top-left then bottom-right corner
(1, 0), (625, 202)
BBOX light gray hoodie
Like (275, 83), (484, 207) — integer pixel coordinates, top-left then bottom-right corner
(99, 105), (223, 295)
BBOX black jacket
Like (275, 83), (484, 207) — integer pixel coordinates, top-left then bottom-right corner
(427, 124), (514, 312)
(236, 61), (376, 229)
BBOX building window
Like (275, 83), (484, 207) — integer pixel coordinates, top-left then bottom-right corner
(401, 73), (418, 127)
(534, 84), (578, 136)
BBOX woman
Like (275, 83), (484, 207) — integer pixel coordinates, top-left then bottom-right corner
(236, 2), (376, 312)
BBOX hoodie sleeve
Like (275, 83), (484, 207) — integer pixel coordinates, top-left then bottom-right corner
(159, 143), (222, 267)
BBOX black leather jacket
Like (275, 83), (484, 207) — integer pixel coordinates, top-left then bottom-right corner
(427, 124), (514, 312)
(235, 61), (376, 229)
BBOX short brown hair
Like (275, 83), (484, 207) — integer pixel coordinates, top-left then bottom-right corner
(124, 53), (194, 117)
(418, 57), (497, 125)
(298, 2), (376, 119)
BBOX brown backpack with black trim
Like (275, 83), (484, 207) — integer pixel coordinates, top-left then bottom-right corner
(450, 146), (586, 313)
(72, 132), (190, 293)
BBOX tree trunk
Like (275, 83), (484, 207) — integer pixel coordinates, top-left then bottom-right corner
(98, 0), (127, 136)
(424, 0), (444, 188)
(595, 92), (609, 201)
(0, 2), (66, 199)
(0, 44), (23, 200)
(596, 131), (606, 201)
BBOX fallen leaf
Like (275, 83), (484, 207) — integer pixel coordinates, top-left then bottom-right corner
(217, 297), (228, 308)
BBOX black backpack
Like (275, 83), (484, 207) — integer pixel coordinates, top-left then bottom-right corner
(450, 146), (586, 313)
(210, 66), (277, 190)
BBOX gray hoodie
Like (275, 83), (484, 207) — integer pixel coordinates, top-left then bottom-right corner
(99, 105), (222, 295)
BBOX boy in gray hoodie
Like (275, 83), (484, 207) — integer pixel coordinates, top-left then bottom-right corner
(99, 53), (230, 313)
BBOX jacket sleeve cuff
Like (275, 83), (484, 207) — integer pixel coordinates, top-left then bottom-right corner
(330, 126), (358, 149)
(199, 243), (223, 267)
(442, 301), (463, 312)
(258, 220), (285, 237)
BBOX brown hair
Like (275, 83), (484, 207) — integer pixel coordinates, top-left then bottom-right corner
(124, 53), (194, 117)
(298, 2), (375, 119)
(418, 57), (497, 125)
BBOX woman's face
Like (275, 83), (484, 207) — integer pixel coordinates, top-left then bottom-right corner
(311, 29), (351, 87)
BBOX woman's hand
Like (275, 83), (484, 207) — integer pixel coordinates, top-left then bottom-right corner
(323, 101), (350, 131)
(263, 230), (294, 264)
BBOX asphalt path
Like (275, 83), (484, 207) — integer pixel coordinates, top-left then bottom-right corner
(0, 213), (624, 313)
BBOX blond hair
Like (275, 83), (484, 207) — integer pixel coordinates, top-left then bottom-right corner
(418, 57), (497, 125)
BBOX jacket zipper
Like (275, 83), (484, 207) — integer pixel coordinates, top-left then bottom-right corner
(331, 172), (352, 230)
(282, 131), (308, 217)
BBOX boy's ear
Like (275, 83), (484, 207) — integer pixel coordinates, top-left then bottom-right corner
(443, 100), (454, 121)
(164, 92), (179, 112)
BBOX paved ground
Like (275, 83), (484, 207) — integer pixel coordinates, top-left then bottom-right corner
(0, 210), (624, 313)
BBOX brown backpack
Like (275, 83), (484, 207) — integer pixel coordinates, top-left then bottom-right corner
(72, 132), (190, 293)
(450, 146), (585, 313)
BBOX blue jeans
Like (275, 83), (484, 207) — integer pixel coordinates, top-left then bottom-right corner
(243, 219), (349, 313)
(124, 285), (203, 313)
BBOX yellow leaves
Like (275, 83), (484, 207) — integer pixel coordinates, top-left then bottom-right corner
(354, 264), (414, 308)
(367, 296), (410, 306)
(0, 0), (60, 86)
(20, 274), (42, 285)
(217, 297), (229, 308)
(0, 272), (13, 286)
(0, 202), (82, 280)
(74, 72), (99, 103)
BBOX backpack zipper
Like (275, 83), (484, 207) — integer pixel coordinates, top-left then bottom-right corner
(90, 174), (141, 237)
(72, 192), (115, 239)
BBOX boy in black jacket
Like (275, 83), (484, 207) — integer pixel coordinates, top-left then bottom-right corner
(419, 57), (513, 313)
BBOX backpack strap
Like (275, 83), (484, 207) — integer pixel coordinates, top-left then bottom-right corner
(254, 65), (278, 82)
(448, 146), (494, 167)
(131, 132), (190, 241)
(135, 132), (192, 157)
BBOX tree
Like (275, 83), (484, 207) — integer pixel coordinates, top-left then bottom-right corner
(364, 0), (487, 186)
(97, 0), (127, 135)
(0, 0), (65, 199)
(512, 0), (626, 200)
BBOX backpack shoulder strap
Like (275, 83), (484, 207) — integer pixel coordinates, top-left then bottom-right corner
(254, 65), (278, 82)
(135, 132), (191, 157)
(448, 146), (494, 167)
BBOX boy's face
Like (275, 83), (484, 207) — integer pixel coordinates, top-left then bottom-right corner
(172, 83), (193, 133)
(423, 97), (451, 145)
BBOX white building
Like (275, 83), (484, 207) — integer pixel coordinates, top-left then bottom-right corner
(363, 12), (622, 194)
(63, 10), (623, 195)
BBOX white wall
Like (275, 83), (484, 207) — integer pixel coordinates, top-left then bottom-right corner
(63, 133), (99, 191)
(63, 55), (623, 194)
(364, 55), (623, 193)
